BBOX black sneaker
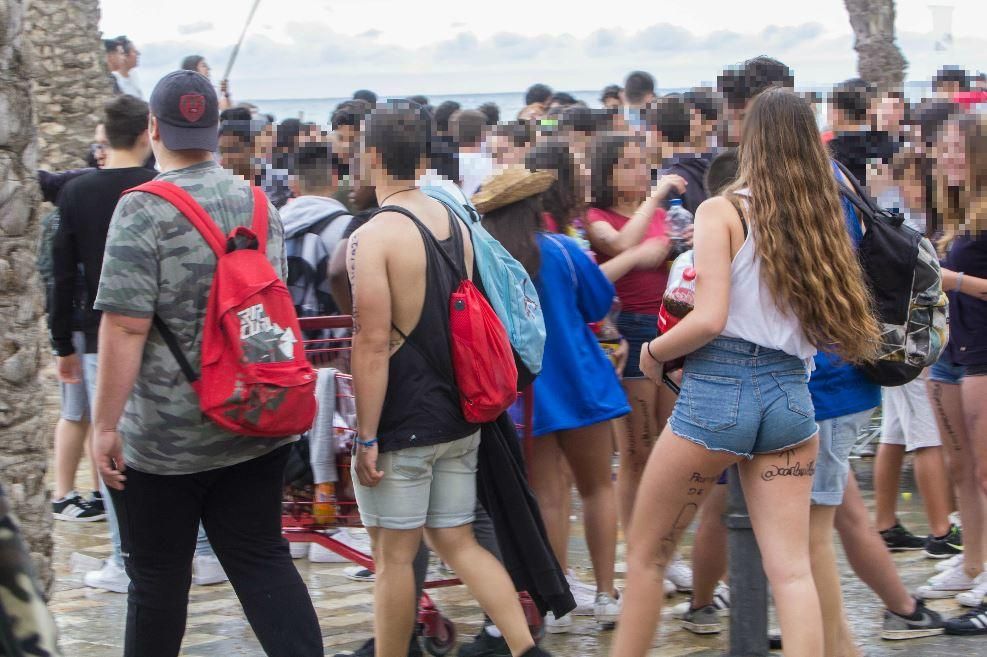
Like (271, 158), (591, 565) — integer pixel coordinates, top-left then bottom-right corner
(88, 490), (105, 514)
(880, 522), (925, 551)
(52, 492), (106, 522)
(332, 635), (422, 657)
(458, 628), (510, 657)
(881, 598), (945, 640)
(925, 524), (964, 559)
(519, 647), (551, 657)
(944, 604), (987, 636)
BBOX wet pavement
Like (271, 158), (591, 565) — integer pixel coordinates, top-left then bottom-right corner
(47, 417), (982, 656)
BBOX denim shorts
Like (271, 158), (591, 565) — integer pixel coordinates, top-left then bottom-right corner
(669, 337), (818, 458)
(58, 332), (91, 422)
(353, 431), (480, 530)
(811, 409), (875, 506)
(617, 311), (659, 379)
(929, 354), (965, 384)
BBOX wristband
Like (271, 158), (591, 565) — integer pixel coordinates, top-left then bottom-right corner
(646, 340), (661, 362)
(956, 272), (965, 293)
(356, 437), (378, 448)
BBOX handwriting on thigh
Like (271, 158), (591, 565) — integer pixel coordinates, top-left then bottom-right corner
(761, 449), (815, 482)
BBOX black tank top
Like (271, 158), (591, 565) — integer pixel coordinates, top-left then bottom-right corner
(376, 205), (477, 452)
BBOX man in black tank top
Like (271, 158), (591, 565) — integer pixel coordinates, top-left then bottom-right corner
(346, 101), (549, 657)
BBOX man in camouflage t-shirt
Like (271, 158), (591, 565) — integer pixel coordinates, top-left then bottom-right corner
(91, 70), (322, 657)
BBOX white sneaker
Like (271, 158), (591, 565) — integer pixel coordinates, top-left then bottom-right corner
(594, 592), (621, 625)
(956, 572), (987, 607)
(289, 541), (309, 559)
(342, 565), (375, 582)
(663, 578), (677, 597)
(544, 612), (572, 634)
(566, 570), (597, 616)
(950, 511), (962, 529)
(917, 564), (976, 599)
(666, 558), (694, 592)
(333, 528), (372, 556)
(671, 584), (730, 619)
(309, 541), (349, 563)
(192, 555), (228, 586)
(935, 554), (964, 573)
(83, 560), (129, 593)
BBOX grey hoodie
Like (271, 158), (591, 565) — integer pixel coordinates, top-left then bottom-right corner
(280, 195), (351, 317)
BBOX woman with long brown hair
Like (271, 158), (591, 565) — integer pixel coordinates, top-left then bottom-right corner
(924, 113), (987, 635)
(610, 87), (880, 657)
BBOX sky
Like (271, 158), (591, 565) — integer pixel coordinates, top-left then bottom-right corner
(98, 0), (987, 100)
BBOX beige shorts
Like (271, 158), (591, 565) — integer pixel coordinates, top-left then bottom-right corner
(880, 374), (941, 451)
(353, 431), (480, 531)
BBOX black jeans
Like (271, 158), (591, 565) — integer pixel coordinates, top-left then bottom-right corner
(109, 445), (323, 657)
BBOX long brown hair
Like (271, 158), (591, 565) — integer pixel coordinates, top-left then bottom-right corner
(727, 87), (879, 363)
(934, 112), (987, 248)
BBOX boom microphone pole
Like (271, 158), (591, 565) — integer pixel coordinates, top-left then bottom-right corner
(222, 0), (263, 83)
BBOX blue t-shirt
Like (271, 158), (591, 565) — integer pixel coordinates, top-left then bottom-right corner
(531, 233), (630, 435)
(808, 185), (881, 421)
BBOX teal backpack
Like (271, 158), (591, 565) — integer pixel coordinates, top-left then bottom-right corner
(422, 182), (546, 375)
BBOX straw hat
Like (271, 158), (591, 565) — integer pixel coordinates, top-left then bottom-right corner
(471, 166), (557, 214)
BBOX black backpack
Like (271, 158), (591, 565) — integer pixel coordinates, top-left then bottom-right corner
(833, 161), (949, 387)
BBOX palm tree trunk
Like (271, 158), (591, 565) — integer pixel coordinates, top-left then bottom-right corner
(844, 0), (908, 89)
(0, 0), (52, 593)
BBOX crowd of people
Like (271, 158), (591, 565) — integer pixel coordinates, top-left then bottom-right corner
(32, 47), (987, 657)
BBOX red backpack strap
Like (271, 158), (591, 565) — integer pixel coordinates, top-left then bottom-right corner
(125, 180), (227, 257)
(249, 186), (269, 253)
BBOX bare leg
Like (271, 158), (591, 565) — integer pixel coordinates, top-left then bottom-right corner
(371, 526), (425, 657)
(739, 438), (824, 657)
(810, 505), (861, 657)
(426, 525), (534, 657)
(558, 421), (618, 595)
(610, 427), (738, 657)
(527, 434), (570, 571)
(85, 427), (99, 492)
(690, 483), (728, 607)
(835, 471), (915, 616)
(912, 446), (953, 537)
(929, 380), (985, 579)
(873, 443), (905, 531)
(54, 418), (90, 499)
(615, 379), (659, 531)
(962, 377), (987, 501)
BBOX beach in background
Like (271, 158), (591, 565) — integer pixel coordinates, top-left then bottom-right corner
(245, 82), (936, 126)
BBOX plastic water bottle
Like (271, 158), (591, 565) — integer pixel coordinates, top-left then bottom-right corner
(666, 199), (694, 258)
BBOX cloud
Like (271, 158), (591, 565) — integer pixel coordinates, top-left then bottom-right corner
(177, 21), (214, 36)
(131, 19), (987, 100)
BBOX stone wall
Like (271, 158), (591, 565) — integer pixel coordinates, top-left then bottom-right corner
(25, 0), (113, 171)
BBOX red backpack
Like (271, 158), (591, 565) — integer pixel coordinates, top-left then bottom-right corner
(384, 206), (517, 424)
(125, 181), (316, 437)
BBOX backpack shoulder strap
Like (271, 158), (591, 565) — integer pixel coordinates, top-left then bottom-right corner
(126, 181), (227, 257)
(543, 233), (578, 290)
(250, 186), (269, 253)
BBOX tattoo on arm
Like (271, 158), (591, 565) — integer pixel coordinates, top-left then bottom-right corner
(348, 235), (360, 334)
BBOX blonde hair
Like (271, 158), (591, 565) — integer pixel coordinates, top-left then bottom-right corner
(935, 112), (987, 254)
(727, 88), (880, 363)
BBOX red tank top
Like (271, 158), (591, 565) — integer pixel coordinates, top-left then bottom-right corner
(586, 207), (668, 315)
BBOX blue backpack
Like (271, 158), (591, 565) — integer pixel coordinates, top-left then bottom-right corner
(422, 182), (546, 375)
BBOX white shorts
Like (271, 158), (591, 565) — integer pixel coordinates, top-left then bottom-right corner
(880, 374), (941, 451)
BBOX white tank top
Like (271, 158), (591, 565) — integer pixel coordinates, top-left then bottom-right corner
(721, 195), (817, 364)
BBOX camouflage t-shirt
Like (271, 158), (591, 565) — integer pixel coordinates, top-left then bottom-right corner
(94, 160), (295, 475)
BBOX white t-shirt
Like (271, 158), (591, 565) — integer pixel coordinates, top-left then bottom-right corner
(113, 71), (143, 99)
(457, 150), (495, 199)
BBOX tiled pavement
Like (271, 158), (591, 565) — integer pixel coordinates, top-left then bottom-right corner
(49, 457), (983, 657)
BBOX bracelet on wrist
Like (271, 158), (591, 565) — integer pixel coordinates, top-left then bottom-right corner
(356, 437), (378, 448)
(956, 272), (965, 293)
(646, 340), (661, 362)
